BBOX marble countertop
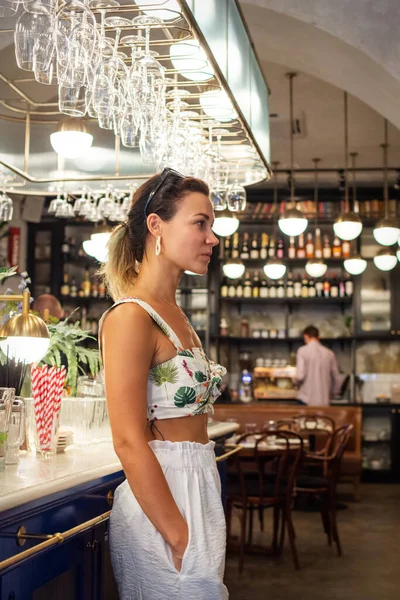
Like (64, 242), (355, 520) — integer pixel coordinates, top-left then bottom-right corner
(0, 421), (239, 514)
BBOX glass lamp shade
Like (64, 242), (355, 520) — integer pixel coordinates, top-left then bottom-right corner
(169, 39), (214, 81)
(373, 248), (397, 271)
(222, 260), (245, 279)
(343, 255), (367, 275)
(305, 259), (328, 278)
(199, 90), (238, 123)
(50, 118), (93, 159)
(0, 312), (50, 364)
(333, 212), (363, 241)
(135, 0), (181, 21)
(83, 238), (109, 263)
(278, 208), (308, 237)
(212, 211), (239, 237)
(263, 259), (287, 280)
(372, 218), (400, 246)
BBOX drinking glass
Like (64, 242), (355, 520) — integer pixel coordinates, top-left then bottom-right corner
(23, 0), (57, 14)
(0, 191), (14, 221)
(58, 83), (87, 116)
(0, 388), (15, 470)
(226, 178), (247, 212)
(34, 48), (58, 85)
(15, 10), (52, 71)
(5, 397), (26, 465)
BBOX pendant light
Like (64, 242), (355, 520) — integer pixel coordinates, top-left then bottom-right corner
(223, 259), (246, 279)
(343, 152), (367, 275)
(50, 118), (93, 159)
(306, 158), (327, 278)
(278, 73), (308, 237)
(373, 248), (397, 271)
(212, 208), (240, 237)
(333, 92), (363, 241)
(264, 162), (287, 280)
(373, 119), (400, 246)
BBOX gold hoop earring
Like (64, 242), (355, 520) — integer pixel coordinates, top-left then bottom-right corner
(155, 236), (161, 256)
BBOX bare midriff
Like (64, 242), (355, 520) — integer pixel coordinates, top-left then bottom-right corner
(144, 413), (209, 444)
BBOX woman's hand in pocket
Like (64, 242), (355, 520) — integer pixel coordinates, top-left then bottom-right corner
(170, 523), (189, 572)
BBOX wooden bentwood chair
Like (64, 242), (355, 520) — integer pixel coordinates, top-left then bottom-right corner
(225, 430), (304, 572)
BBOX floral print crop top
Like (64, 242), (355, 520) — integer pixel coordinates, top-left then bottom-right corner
(99, 297), (227, 422)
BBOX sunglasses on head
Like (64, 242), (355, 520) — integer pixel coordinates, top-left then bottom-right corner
(144, 167), (184, 219)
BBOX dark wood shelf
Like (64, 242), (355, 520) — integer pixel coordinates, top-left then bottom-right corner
(215, 335), (353, 344)
(362, 439), (391, 444)
(220, 257), (346, 268)
(220, 296), (352, 305)
(60, 296), (112, 304)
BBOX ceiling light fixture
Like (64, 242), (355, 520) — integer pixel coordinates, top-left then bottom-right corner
(50, 118), (93, 159)
(278, 73), (308, 237)
(199, 89), (238, 123)
(134, 0), (181, 21)
(265, 162), (287, 279)
(333, 92), (363, 241)
(373, 119), (400, 246)
(373, 248), (397, 272)
(222, 259), (246, 279)
(169, 38), (214, 81)
(212, 209), (240, 237)
(83, 228), (110, 263)
(306, 158), (327, 278)
(343, 255), (367, 276)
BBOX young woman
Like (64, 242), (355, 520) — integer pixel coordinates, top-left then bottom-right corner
(99, 169), (229, 600)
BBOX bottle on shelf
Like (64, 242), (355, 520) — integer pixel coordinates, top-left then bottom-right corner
(70, 276), (78, 298)
(61, 273), (70, 296)
(315, 228), (322, 259)
(252, 271), (260, 298)
(82, 268), (91, 297)
(61, 237), (70, 261)
(339, 276), (346, 298)
(69, 237), (77, 261)
(228, 279), (236, 298)
(342, 239), (351, 258)
(315, 278), (324, 297)
(345, 275), (353, 297)
(332, 235), (342, 258)
(322, 235), (332, 259)
(301, 274), (309, 298)
(323, 276), (331, 298)
(308, 278), (316, 298)
(91, 277), (99, 298)
(236, 278), (244, 298)
(224, 236), (231, 259)
(268, 236), (276, 258)
(221, 277), (228, 298)
(288, 237), (296, 259)
(98, 280), (106, 298)
(296, 234), (306, 259)
(240, 233), (250, 260)
(286, 272), (294, 298)
(330, 273), (339, 297)
(277, 238), (284, 259)
(305, 232), (314, 258)
(277, 279), (285, 298)
(243, 272), (252, 298)
(240, 318), (250, 338)
(231, 232), (239, 259)
(250, 233), (259, 259)
(81, 307), (87, 330)
(269, 279), (277, 298)
(260, 278), (268, 298)
(293, 274), (302, 298)
(259, 233), (268, 260)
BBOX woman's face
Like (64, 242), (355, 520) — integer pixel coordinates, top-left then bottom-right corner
(161, 192), (219, 275)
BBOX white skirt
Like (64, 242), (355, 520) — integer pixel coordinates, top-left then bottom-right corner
(110, 439), (229, 600)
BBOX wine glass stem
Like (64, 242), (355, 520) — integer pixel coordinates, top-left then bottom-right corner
(113, 28), (121, 54)
(145, 26), (150, 55)
(100, 10), (105, 41)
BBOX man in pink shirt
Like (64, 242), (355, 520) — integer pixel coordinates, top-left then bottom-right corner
(295, 326), (344, 406)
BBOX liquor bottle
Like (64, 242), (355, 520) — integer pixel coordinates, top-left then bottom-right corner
(232, 233), (239, 259)
(82, 268), (91, 297)
(81, 307), (87, 330)
(345, 275), (353, 297)
(297, 234), (306, 259)
(286, 272), (294, 298)
(342, 239), (351, 258)
(240, 233), (250, 259)
(221, 277), (228, 298)
(236, 278), (244, 298)
(332, 236), (342, 258)
(268, 237), (276, 258)
(315, 279), (324, 297)
(315, 228), (322, 259)
(260, 278), (268, 298)
(250, 233), (259, 259)
(91, 278), (99, 298)
(293, 275), (302, 298)
(228, 279), (236, 298)
(252, 271), (260, 298)
(288, 237), (296, 259)
(322, 235), (332, 259)
(308, 278), (316, 298)
(243, 273), (252, 298)
(339, 276), (346, 298)
(323, 277), (331, 298)
(269, 280), (277, 298)
(61, 237), (70, 261)
(98, 280), (106, 298)
(301, 274), (309, 298)
(61, 273), (70, 296)
(277, 238), (284, 259)
(259, 233), (268, 260)
(224, 236), (231, 259)
(330, 273), (339, 297)
(70, 276), (78, 298)
(305, 232), (314, 258)
(277, 279), (285, 298)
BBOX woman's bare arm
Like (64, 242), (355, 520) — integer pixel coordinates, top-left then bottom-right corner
(101, 303), (188, 561)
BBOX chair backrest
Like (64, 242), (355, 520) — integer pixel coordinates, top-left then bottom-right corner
(326, 423), (354, 486)
(293, 413), (336, 433)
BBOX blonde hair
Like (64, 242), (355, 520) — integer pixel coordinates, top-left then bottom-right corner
(99, 173), (209, 301)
